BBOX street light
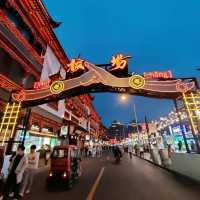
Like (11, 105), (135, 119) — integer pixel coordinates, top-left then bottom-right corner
(119, 94), (128, 102)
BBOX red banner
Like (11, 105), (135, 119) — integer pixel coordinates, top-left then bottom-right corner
(144, 70), (172, 79)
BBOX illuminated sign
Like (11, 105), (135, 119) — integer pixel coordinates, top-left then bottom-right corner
(176, 81), (195, 93)
(12, 90), (25, 102)
(33, 80), (51, 90)
(85, 135), (90, 140)
(60, 126), (68, 136)
(66, 59), (85, 73)
(11, 59), (195, 104)
(144, 70), (172, 79)
(110, 54), (128, 71)
(0, 102), (21, 146)
(50, 80), (64, 94)
(129, 75), (145, 89)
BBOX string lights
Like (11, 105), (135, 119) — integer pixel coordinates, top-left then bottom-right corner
(0, 102), (21, 146)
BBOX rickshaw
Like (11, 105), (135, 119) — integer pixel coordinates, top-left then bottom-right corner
(46, 145), (82, 189)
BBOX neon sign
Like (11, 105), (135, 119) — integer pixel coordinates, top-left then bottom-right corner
(66, 59), (85, 73)
(109, 54), (129, 71)
(176, 81), (195, 93)
(129, 75), (145, 89)
(33, 80), (51, 90)
(144, 70), (172, 79)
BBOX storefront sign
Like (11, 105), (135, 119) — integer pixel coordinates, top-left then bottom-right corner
(41, 128), (50, 133)
(31, 124), (40, 131)
(60, 126), (68, 136)
(33, 80), (51, 90)
(85, 135), (90, 141)
(143, 70), (172, 79)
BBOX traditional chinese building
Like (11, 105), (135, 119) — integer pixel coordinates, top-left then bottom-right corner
(0, 0), (101, 151)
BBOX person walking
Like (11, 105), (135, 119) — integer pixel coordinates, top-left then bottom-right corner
(92, 146), (96, 158)
(139, 144), (144, 158)
(128, 144), (133, 159)
(1, 144), (26, 200)
(178, 141), (182, 152)
(44, 145), (51, 166)
(19, 145), (39, 197)
(84, 145), (89, 157)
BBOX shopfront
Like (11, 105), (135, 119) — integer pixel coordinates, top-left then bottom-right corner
(161, 121), (195, 152)
(14, 129), (58, 153)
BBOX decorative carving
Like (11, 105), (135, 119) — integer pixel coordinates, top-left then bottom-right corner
(0, 38), (38, 77)
(18, 0), (70, 67)
(0, 74), (22, 91)
(12, 90), (25, 102)
(0, 10), (43, 65)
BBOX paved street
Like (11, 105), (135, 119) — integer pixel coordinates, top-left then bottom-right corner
(23, 153), (200, 200)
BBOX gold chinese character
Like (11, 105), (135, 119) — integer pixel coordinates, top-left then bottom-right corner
(110, 54), (127, 71)
(67, 59), (85, 73)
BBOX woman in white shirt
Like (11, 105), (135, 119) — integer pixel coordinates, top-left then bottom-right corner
(19, 145), (39, 197)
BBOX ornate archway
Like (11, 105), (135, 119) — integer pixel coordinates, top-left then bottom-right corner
(1, 54), (200, 152)
(11, 55), (195, 106)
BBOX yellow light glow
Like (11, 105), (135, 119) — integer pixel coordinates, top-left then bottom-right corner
(183, 93), (198, 135)
(129, 75), (145, 89)
(2, 102), (15, 146)
(119, 94), (129, 103)
(11, 103), (21, 138)
(0, 102), (21, 146)
(0, 103), (9, 137)
(29, 130), (57, 138)
(50, 80), (64, 94)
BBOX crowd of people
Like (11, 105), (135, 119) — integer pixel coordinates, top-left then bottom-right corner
(83, 145), (103, 158)
(0, 144), (40, 200)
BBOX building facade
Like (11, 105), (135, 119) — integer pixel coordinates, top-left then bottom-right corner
(0, 0), (102, 151)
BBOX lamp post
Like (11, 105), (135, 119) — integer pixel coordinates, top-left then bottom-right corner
(119, 94), (140, 141)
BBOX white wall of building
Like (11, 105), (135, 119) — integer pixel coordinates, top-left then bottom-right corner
(39, 45), (66, 119)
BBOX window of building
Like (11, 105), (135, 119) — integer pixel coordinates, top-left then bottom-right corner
(0, 48), (26, 86)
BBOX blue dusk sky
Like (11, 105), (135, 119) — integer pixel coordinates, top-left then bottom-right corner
(43, 0), (200, 127)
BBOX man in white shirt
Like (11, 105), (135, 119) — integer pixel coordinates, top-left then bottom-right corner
(128, 145), (133, 159)
(19, 145), (39, 197)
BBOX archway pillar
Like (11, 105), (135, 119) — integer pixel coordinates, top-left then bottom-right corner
(181, 92), (200, 153)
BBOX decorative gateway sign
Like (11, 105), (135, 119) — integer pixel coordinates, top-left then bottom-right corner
(11, 55), (195, 105)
